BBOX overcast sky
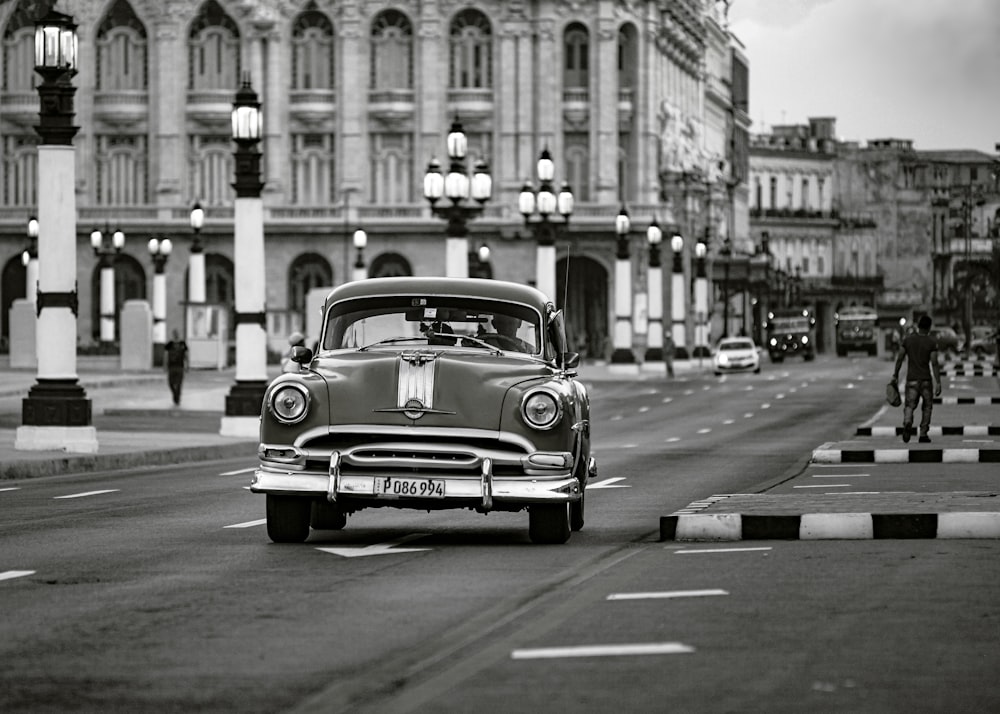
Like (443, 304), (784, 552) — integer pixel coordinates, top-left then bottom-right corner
(728, 0), (1000, 154)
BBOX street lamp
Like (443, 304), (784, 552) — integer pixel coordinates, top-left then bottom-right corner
(720, 236), (732, 338)
(188, 201), (205, 305)
(693, 240), (709, 358)
(519, 147), (573, 300)
(352, 228), (367, 282)
(90, 224), (125, 346)
(222, 74), (267, 438)
(610, 205), (635, 365)
(17, 8), (96, 453)
(645, 217), (664, 363)
(148, 237), (172, 365)
(670, 233), (688, 359)
(423, 117), (492, 277)
(23, 215), (39, 303)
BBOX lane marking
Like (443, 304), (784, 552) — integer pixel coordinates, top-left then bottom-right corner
(224, 518), (267, 528)
(662, 397), (673, 404)
(761, 403), (771, 409)
(0, 487), (20, 492)
(589, 477), (630, 489)
(317, 533), (431, 558)
(723, 419), (734, 425)
(220, 467), (256, 476)
(665, 437), (681, 442)
(794, 484), (851, 489)
(812, 473), (869, 478)
(674, 547), (773, 554)
(511, 643), (694, 659)
(638, 406), (650, 413)
(744, 412), (754, 418)
(697, 428), (712, 434)
(607, 589), (728, 601)
(0, 570), (35, 582)
(54, 489), (120, 500)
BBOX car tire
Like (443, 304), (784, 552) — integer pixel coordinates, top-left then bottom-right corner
(311, 500), (347, 530)
(754, 366), (761, 374)
(266, 494), (311, 543)
(529, 503), (571, 544)
(570, 489), (585, 532)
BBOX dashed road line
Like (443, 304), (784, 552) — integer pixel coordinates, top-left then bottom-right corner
(0, 570), (35, 582)
(0, 487), (20, 492)
(606, 589), (728, 601)
(53, 489), (120, 499)
(225, 518), (267, 528)
(674, 546), (773, 554)
(220, 467), (256, 476)
(511, 643), (694, 659)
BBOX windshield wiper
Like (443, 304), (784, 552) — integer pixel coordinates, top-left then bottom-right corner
(358, 336), (425, 351)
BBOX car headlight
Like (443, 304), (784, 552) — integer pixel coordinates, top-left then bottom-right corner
(769, 338), (777, 347)
(521, 389), (562, 430)
(801, 335), (809, 345)
(717, 354), (729, 365)
(268, 383), (310, 424)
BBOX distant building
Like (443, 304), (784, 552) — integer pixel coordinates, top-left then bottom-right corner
(0, 0), (750, 361)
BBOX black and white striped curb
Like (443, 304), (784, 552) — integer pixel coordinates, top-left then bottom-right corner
(933, 396), (1000, 405)
(660, 511), (1000, 541)
(812, 445), (1000, 463)
(941, 367), (999, 377)
(855, 425), (1000, 437)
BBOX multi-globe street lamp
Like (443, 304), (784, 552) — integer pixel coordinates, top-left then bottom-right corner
(423, 118), (492, 278)
(518, 147), (573, 300)
(90, 224), (124, 346)
(352, 228), (367, 282)
(645, 217), (664, 363)
(221, 75), (267, 438)
(693, 240), (709, 357)
(17, 8), (96, 453)
(610, 205), (635, 365)
(22, 215), (39, 303)
(148, 237), (172, 365)
(720, 236), (733, 338)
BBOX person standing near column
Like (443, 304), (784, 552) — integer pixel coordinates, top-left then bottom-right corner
(892, 314), (941, 443)
(164, 329), (189, 406)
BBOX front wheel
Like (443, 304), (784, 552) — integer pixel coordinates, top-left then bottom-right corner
(529, 503), (571, 544)
(266, 494), (311, 543)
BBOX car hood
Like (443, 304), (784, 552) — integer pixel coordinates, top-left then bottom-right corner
(309, 350), (555, 430)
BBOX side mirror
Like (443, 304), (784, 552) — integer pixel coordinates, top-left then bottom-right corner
(562, 351), (580, 370)
(291, 345), (313, 364)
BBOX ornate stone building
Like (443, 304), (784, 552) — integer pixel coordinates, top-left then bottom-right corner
(0, 0), (750, 360)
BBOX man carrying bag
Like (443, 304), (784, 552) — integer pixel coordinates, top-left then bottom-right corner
(891, 314), (941, 443)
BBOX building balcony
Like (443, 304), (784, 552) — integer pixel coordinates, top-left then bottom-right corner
(446, 88), (492, 122)
(93, 90), (149, 130)
(0, 90), (39, 130)
(289, 89), (336, 128)
(185, 88), (234, 130)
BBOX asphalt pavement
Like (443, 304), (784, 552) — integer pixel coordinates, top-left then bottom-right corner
(1, 354), (998, 540)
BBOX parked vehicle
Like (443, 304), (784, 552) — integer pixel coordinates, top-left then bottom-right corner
(929, 326), (960, 355)
(251, 277), (595, 545)
(764, 308), (816, 362)
(713, 336), (761, 375)
(835, 305), (878, 356)
(969, 326), (998, 357)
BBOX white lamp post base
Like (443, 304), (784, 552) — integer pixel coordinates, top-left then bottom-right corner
(15, 425), (98, 453)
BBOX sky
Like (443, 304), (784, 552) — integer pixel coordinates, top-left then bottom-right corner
(728, 0), (1000, 154)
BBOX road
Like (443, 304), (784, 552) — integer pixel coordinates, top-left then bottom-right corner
(1, 356), (997, 713)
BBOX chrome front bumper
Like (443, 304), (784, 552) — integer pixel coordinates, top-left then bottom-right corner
(251, 451), (584, 510)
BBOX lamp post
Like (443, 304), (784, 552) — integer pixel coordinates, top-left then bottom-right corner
(670, 233), (688, 359)
(720, 236), (732, 338)
(519, 147), (573, 300)
(188, 201), (205, 305)
(23, 215), (39, 303)
(90, 224), (124, 346)
(221, 74), (267, 438)
(352, 228), (367, 282)
(645, 217), (664, 363)
(17, 8), (97, 453)
(693, 240), (709, 358)
(148, 237), (172, 365)
(610, 205), (636, 365)
(423, 118), (492, 278)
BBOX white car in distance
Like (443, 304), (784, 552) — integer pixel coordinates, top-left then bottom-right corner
(713, 336), (761, 376)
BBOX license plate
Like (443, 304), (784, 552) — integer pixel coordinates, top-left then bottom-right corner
(374, 477), (445, 498)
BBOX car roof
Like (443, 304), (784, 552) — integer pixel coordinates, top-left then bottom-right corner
(322, 277), (552, 313)
(718, 337), (754, 345)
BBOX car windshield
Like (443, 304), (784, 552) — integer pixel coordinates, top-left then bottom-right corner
(322, 296), (541, 355)
(719, 340), (754, 351)
(771, 317), (810, 332)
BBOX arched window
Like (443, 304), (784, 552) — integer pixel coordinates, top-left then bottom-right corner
(369, 253), (413, 278)
(288, 253), (333, 315)
(2, 5), (36, 92)
(95, 0), (148, 91)
(90, 254), (147, 342)
(188, 0), (240, 91)
(564, 23), (589, 89)
(370, 10), (413, 89)
(370, 133), (413, 205)
(292, 3), (334, 90)
(450, 10), (492, 88)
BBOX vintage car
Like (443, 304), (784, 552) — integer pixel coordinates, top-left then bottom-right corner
(251, 277), (595, 545)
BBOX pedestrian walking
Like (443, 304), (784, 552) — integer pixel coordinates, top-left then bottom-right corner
(892, 314), (941, 443)
(663, 331), (675, 378)
(163, 329), (189, 406)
